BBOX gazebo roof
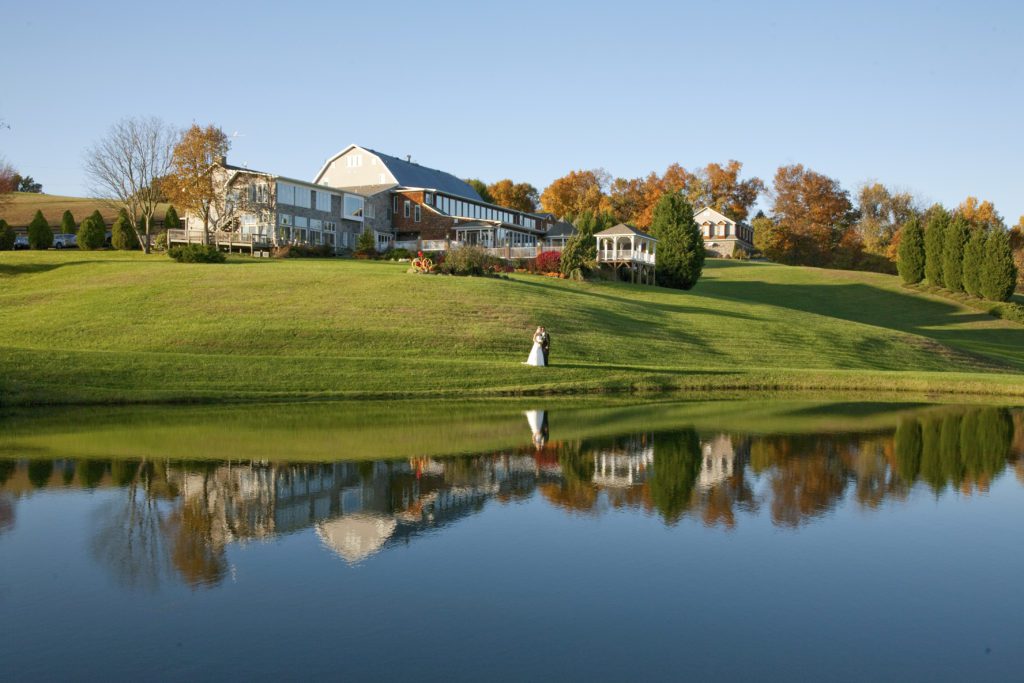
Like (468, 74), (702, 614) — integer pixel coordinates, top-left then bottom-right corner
(594, 223), (657, 240)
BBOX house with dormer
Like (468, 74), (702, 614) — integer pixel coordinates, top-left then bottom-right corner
(694, 206), (755, 257)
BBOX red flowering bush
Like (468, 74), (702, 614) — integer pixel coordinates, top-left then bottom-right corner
(529, 250), (561, 274)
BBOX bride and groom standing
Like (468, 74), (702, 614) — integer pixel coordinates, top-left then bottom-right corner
(524, 326), (550, 367)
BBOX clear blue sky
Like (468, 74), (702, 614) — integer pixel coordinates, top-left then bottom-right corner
(2, 0), (1022, 222)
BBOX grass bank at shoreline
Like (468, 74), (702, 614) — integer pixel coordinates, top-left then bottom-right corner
(1, 251), (1023, 406)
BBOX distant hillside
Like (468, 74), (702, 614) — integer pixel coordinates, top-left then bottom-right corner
(0, 192), (171, 228)
(0, 253), (1021, 406)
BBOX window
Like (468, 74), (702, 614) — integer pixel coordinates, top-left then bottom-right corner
(310, 219), (322, 232)
(393, 195), (399, 213)
(424, 192), (433, 206)
(365, 203), (375, 219)
(414, 205), (421, 222)
(294, 186), (311, 209)
(249, 182), (268, 204)
(279, 214), (292, 226)
(343, 195), (364, 220)
(277, 182), (295, 206)
(404, 200), (411, 218)
(315, 191), (332, 212)
(324, 221), (336, 232)
(295, 216), (308, 229)
(346, 154), (363, 168)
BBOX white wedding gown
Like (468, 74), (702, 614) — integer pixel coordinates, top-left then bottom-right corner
(525, 342), (546, 366)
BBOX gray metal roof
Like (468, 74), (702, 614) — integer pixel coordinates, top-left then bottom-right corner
(365, 148), (482, 201)
(546, 221), (576, 238)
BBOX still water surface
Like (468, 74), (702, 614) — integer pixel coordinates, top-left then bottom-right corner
(1, 400), (1022, 681)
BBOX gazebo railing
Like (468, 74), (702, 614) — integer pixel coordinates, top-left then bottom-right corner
(598, 249), (655, 264)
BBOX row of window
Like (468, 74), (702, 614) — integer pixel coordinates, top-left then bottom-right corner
(701, 223), (751, 239)
(278, 227), (352, 248)
(276, 181), (367, 220)
(423, 192), (538, 229)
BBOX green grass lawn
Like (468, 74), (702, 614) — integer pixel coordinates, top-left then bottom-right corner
(1, 251), (1023, 405)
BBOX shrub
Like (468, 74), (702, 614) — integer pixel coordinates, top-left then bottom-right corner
(111, 210), (140, 250)
(27, 210), (53, 249)
(77, 212), (107, 250)
(897, 218), (925, 284)
(731, 246), (751, 260)
(61, 210), (76, 235)
(533, 250), (561, 273)
(168, 244), (226, 263)
(153, 231), (168, 252)
(651, 194), (704, 290)
(980, 229), (1018, 302)
(942, 217), (969, 292)
(273, 243), (333, 258)
(385, 247), (412, 261)
(0, 219), (14, 250)
(437, 245), (506, 276)
(991, 301), (1024, 325)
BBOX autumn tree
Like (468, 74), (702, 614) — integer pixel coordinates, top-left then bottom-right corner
(686, 160), (764, 222)
(896, 217), (925, 284)
(27, 209), (52, 249)
(923, 206), (950, 287)
(956, 196), (1003, 229)
(942, 216), (969, 292)
(540, 169), (610, 219)
(486, 179), (539, 212)
(60, 210), (76, 235)
(979, 229), (1018, 302)
(768, 164), (855, 266)
(84, 116), (177, 253)
(962, 229), (986, 297)
(0, 156), (16, 212)
(650, 193), (704, 290)
(855, 182), (918, 256)
(464, 178), (494, 204)
(161, 124), (229, 245)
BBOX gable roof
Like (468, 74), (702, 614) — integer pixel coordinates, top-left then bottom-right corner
(595, 223), (657, 240)
(546, 221), (576, 238)
(693, 206), (736, 225)
(314, 144), (482, 201)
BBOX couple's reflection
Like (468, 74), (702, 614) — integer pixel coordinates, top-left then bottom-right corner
(524, 410), (549, 450)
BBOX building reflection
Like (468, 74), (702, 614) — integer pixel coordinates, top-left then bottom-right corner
(0, 405), (1018, 587)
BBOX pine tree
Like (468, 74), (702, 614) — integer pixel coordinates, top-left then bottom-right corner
(896, 218), (925, 284)
(962, 229), (987, 297)
(979, 229), (1018, 302)
(560, 211), (598, 277)
(164, 205), (180, 230)
(77, 211), (107, 250)
(923, 207), (950, 287)
(111, 209), (140, 250)
(60, 210), (76, 235)
(27, 210), (53, 249)
(0, 219), (14, 251)
(355, 228), (376, 254)
(942, 216), (969, 291)
(650, 193), (705, 290)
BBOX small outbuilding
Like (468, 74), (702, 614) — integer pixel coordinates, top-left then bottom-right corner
(595, 224), (657, 284)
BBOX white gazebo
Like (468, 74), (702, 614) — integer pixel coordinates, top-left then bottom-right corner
(595, 224), (657, 284)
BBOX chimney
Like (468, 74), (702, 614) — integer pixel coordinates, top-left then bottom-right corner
(406, 154), (412, 163)
(217, 155), (227, 166)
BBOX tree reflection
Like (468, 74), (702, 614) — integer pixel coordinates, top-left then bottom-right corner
(647, 429), (701, 524)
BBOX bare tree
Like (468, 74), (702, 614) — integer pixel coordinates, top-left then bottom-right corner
(84, 117), (179, 253)
(0, 155), (17, 213)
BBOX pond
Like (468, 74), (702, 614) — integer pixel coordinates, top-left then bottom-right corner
(1, 398), (1022, 681)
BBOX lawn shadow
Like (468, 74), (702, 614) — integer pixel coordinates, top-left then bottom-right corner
(0, 259), (113, 277)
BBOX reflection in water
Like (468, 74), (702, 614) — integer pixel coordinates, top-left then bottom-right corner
(0, 405), (1018, 589)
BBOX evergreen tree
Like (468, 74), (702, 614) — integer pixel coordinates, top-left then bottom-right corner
(0, 219), (14, 251)
(559, 211), (599, 277)
(77, 211), (107, 250)
(923, 207), (950, 287)
(979, 229), (1018, 302)
(650, 193), (705, 290)
(111, 209), (140, 250)
(896, 218), (925, 284)
(27, 210), (53, 249)
(962, 229), (987, 297)
(355, 228), (376, 254)
(942, 216), (969, 291)
(164, 205), (180, 230)
(60, 210), (76, 235)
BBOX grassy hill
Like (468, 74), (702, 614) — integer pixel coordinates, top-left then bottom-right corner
(0, 251), (1023, 406)
(0, 192), (171, 228)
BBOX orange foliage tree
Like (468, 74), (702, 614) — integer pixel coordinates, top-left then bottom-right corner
(768, 164), (856, 266)
(486, 179), (539, 212)
(539, 168), (610, 219)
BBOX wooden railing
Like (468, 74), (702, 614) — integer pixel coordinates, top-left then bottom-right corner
(167, 229), (271, 246)
(597, 249), (655, 264)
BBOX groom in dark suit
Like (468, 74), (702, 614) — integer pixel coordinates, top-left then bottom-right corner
(538, 327), (550, 366)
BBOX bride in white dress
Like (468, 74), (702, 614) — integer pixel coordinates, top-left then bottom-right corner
(524, 327), (546, 367)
